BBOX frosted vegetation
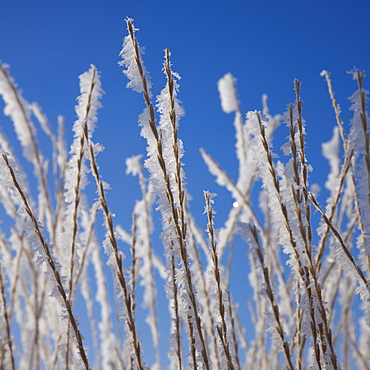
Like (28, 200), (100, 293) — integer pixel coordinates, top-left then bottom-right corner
(0, 18), (369, 369)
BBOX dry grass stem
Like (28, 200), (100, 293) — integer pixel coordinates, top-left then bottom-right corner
(2, 153), (90, 370)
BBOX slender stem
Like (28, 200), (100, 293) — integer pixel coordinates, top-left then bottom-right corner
(2, 154), (90, 370)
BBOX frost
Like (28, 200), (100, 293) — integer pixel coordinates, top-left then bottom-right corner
(218, 73), (238, 113)
(0, 63), (37, 162)
(119, 19), (152, 96)
(126, 154), (143, 176)
(322, 126), (340, 192)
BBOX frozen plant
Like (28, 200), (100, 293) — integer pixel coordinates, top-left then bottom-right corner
(0, 18), (369, 370)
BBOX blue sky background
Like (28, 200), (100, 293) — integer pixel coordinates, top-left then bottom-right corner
(1, 1), (370, 367)
(1, 1), (369, 227)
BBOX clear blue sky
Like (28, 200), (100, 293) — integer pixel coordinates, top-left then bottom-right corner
(1, 1), (370, 367)
(1, 1), (369, 227)
(0, 0), (370, 217)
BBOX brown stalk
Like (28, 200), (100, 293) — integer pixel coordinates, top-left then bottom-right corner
(291, 185), (341, 368)
(2, 153), (90, 370)
(170, 240), (183, 370)
(204, 192), (234, 369)
(54, 116), (68, 248)
(74, 204), (99, 287)
(65, 64), (98, 370)
(256, 112), (330, 370)
(126, 20), (210, 368)
(164, 49), (210, 367)
(295, 282), (306, 370)
(355, 71), (370, 196)
(130, 212), (138, 312)
(248, 224), (294, 370)
(137, 161), (160, 365)
(289, 98), (342, 369)
(315, 150), (354, 270)
(186, 213), (221, 370)
(354, 71), (370, 275)
(0, 65), (55, 243)
(321, 70), (348, 150)
(0, 263), (15, 370)
(321, 71), (370, 276)
(294, 81), (313, 247)
(227, 294), (241, 370)
(67, 107), (88, 298)
(82, 110), (144, 369)
(288, 100), (345, 366)
(309, 192), (369, 292)
(349, 333), (370, 369)
(199, 147), (266, 250)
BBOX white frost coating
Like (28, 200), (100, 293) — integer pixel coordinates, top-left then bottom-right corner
(74, 65), (103, 139)
(245, 111), (312, 316)
(200, 148), (241, 201)
(348, 70), (370, 262)
(322, 127), (340, 192)
(30, 102), (53, 138)
(234, 111), (247, 176)
(217, 205), (242, 257)
(133, 197), (161, 369)
(150, 60), (209, 366)
(240, 222), (293, 354)
(0, 152), (67, 299)
(0, 63), (37, 162)
(262, 94), (269, 116)
(116, 225), (132, 245)
(65, 64), (103, 204)
(61, 65), (104, 276)
(126, 154), (143, 176)
(218, 73), (238, 113)
(119, 20), (152, 96)
(89, 216), (119, 369)
(0, 133), (31, 220)
(126, 153), (160, 368)
(155, 65), (185, 194)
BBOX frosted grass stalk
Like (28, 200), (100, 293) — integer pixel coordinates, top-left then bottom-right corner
(30, 102), (60, 189)
(0, 129), (32, 219)
(78, 80), (146, 369)
(217, 73), (248, 183)
(91, 226), (121, 368)
(294, 81), (313, 247)
(127, 155), (160, 369)
(120, 20), (210, 368)
(321, 70), (348, 149)
(204, 191), (235, 370)
(281, 99), (342, 369)
(203, 76), (267, 258)
(218, 73), (239, 114)
(157, 50), (209, 368)
(0, 153), (90, 369)
(246, 111), (340, 369)
(60, 64), (104, 368)
(64, 65), (103, 296)
(310, 196), (369, 297)
(0, 262), (15, 370)
(339, 71), (370, 361)
(0, 64), (54, 241)
(200, 148), (264, 257)
(348, 70), (370, 263)
(245, 256), (269, 369)
(186, 215), (221, 369)
(240, 223), (294, 369)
